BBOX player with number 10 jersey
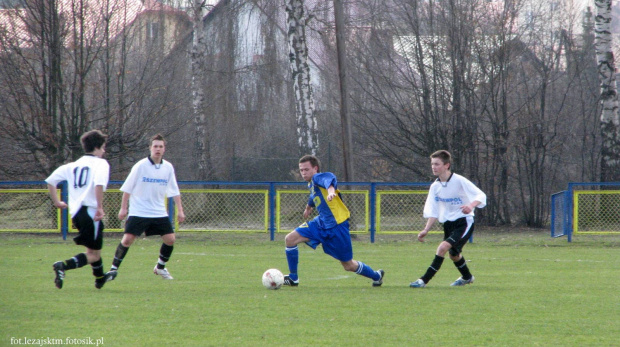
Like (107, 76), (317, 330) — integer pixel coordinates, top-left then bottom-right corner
(46, 156), (110, 219)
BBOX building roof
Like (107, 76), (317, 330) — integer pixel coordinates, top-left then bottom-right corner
(0, 0), (185, 50)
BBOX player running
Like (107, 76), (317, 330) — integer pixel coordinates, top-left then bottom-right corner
(410, 150), (486, 288)
(283, 155), (384, 287)
(46, 130), (110, 289)
(105, 133), (185, 282)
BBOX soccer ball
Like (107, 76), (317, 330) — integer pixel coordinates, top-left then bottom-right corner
(262, 268), (284, 290)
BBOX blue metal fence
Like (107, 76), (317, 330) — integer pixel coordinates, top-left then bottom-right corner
(1, 180), (433, 242)
(550, 182), (620, 242)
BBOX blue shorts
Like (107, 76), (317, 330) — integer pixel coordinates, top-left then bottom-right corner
(295, 219), (353, 262)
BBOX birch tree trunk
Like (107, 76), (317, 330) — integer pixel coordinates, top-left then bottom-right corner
(191, 0), (210, 180)
(285, 0), (318, 155)
(594, 0), (620, 181)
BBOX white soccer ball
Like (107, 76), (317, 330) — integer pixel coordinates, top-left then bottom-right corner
(262, 268), (284, 290)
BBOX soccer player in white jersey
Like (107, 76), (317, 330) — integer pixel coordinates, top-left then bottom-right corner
(105, 134), (185, 281)
(410, 150), (486, 288)
(46, 130), (110, 289)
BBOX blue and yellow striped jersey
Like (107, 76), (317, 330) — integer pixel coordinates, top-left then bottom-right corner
(307, 172), (350, 229)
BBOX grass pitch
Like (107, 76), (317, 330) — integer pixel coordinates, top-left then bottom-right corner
(0, 230), (618, 346)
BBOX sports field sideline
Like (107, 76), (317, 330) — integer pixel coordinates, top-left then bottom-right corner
(1, 229), (618, 346)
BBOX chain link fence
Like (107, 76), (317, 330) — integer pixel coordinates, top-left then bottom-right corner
(574, 190), (620, 233)
(376, 190), (438, 233)
(178, 189), (268, 232)
(1, 181), (443, 238)
(0, 188), (60, 232)
(276, 190), (369, 233)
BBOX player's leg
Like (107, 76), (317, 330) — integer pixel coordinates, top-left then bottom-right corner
(448, 218), (475, 286)
(110, 233), (136, 270)
(53, 207), (98, 289)
(53, 251), (88, 289)
(84, 217), (106, 289)
(327, 222), (384, 286)
(106, 217), (142, 282)
(411, 223), (454, 288)
(283, 228), (311, 286)
(340, 259), (385, 286)
(86, 248), (107, 289)
(153, 217), (175, 279)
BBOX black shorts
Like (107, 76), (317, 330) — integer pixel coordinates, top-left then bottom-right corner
(443, 216), (474, 256)
(124, 216), (174, 237)
(71, 206), (104, 250)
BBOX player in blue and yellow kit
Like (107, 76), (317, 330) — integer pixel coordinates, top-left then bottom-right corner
(283, 155), (384, 287)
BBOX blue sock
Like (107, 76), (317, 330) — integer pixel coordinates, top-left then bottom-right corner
(355, 261), (380, 281)
(285, 246), (299, 281)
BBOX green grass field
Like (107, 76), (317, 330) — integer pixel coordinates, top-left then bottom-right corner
(1, 230), (618, 346)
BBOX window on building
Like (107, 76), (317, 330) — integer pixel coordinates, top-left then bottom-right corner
(147, 22), (159, 41)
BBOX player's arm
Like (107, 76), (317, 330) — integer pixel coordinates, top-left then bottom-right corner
(94, 185), (105, 221)
(326, 185), (337, 201)
(303, 205), (313, 219)
(460, 200), (482, 214)
(418, 217), (437, 242)
(460, 178), (487, 212)
(173, 195), (185, 223)
(118, 192), (130, 220)
(47, 184), (67, 209)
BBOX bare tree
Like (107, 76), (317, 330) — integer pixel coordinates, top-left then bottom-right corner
(285, 0), (318, 155)
(0, 0), (191, 179)
(191, 0), (212, 180)
(594, 0), (620, 181)
(342, 0), (601, 226)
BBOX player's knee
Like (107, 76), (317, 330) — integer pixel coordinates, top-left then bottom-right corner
(342, 261), (357, 272)
(163, 234), (175, 246)
(86, 249), (101, 262)
(121, 234), (136, 247)
(436, 241), (452, 256)
(284, 231), (298, 247)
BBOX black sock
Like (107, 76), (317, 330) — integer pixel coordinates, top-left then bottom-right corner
(454, 256), (472, 280)
(64, 253), (88, 270)
(91, 259), (104, 278)
(112, 244), (129, 269)
(157, 243), (174, 270)
(421, 254), (444, 284)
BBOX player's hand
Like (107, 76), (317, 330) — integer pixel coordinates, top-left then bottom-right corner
(94, 208), (105, 222)
(303, 206), (313, 219)
(460, 204), (473, 214)
(53, 201), (68, 209)
(326, 192), (337, 201)
(118, 208), (128, 221)
(177, 211), (186, 223)
(417, 230), (428, 242)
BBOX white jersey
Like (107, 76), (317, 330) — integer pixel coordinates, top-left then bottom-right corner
(423, 173), (486, 223)
(45, 155), (110, 218)
(120, 157), (180, 218)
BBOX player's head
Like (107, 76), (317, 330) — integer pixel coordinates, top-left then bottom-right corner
(430, 150), (451, 175)
(149, 133), (166, 161)
(299, 155), (320, 182)
(150, 133), (166, 146)
(80, 130), (107, 154)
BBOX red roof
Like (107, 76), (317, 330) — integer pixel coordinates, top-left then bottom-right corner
(0, 0), (185, 50)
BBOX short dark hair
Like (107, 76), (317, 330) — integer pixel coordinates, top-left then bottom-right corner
(150, 133), (166, 146)
(80, 130), (107, 153)
(430, 150), (451, 167)
(299, 155), (321, 172)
